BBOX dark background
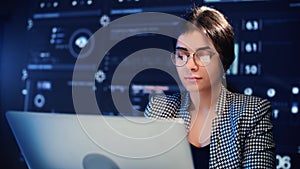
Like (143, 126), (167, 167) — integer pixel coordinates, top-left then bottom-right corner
(1, 0), (299, 168)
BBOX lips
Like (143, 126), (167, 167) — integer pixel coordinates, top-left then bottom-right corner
(184, 76), (203, 82)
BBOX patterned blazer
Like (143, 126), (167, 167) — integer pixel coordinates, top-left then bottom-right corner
(145, 85), (276, 168)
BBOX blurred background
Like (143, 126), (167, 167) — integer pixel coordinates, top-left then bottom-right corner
(0, 0), (299, 168)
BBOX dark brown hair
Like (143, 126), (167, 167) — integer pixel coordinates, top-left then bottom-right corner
(183, 6), (235, 70)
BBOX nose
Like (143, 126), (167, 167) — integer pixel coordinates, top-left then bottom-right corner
(185, 55), (199, 71)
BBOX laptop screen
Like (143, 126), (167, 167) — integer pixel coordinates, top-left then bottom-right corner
(6, 111), (194, 169)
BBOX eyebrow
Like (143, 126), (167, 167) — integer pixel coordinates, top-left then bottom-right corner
(175, 46), (211, 52)
(175, 46), (188, 51)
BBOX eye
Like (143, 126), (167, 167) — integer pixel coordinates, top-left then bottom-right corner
(195, 50), (212, 63)
(176, 54), (184, 60)
(199, 55), (211, 63)
(175, 50), (187, 60)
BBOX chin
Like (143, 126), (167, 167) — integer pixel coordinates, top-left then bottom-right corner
(184, 85), (202, 92)
(184, 84), (210, 93)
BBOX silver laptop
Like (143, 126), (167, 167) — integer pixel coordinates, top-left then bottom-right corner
(6, 111), (194, 169)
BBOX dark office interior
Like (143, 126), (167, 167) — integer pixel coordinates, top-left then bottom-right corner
(1, 0), (299, 168)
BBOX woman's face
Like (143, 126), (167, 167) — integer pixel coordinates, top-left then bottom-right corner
(175, 30), (224, 93)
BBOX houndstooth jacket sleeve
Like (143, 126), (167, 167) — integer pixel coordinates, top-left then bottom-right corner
(144, 86), (276, 169)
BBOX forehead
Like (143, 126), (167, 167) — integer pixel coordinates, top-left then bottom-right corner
(176, 30), (214, 52)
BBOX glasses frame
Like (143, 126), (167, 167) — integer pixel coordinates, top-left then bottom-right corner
(170, 48), (216, 67)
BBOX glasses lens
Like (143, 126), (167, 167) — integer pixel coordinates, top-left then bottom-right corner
(171, 49), (214, 67)
(171, 50), (187, 66)
(194, 50), (212, 67)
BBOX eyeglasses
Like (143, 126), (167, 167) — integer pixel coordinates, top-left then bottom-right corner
(171, 48), (215, 67)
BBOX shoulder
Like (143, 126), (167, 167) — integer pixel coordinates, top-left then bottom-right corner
(225, 89), (271, 122)
(227, 90), (271, 111)
(144, 93), (183, 119)
(229, 90), (270, 105)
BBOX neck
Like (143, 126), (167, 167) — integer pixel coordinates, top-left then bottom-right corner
(188, 83), (222, 115)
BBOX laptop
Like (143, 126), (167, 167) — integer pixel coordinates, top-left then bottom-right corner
(6, 111), (194, 169)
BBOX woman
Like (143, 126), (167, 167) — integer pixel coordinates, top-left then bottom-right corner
(145, 6), (275, 168)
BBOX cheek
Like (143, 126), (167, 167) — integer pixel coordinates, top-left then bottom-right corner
(176, 67), (189, 86)
(176, 67), (185, 80)
(206, 64), (223, 82)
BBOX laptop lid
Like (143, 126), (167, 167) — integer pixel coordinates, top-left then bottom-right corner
(6, 111), (194, 169)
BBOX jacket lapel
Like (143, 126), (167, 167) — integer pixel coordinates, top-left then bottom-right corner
(178, 92), (191, 130)
(210, 86), (242, 168)
(177, 86), (241, 168)
(209, 85), (227, 168)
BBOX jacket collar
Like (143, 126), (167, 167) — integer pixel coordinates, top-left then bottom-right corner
(215, 85), (227, 116)
(178, 85), (228, 129)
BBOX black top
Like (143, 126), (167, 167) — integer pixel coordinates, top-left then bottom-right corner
(190, 144), (210, 169)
